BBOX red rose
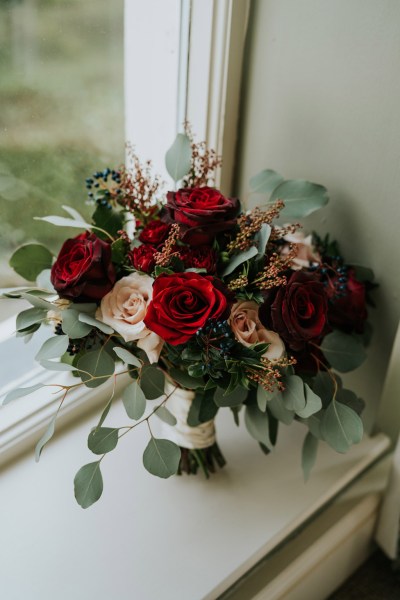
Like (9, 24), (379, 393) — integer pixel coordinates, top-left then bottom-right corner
(161, 187), (240, 246)
(144, 272), (229, 345)
(260, 271), (328, 351)
(327, 268), (368, 333)
(139, 220), (171, 246)
(51, 232), (116, 302)
(129, 244), (156, 274)
(180, 246), (217, 274)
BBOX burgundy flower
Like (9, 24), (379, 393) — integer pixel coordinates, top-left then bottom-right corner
(139, 220), (171, 246)
(180, 246), (217, 274)
(326, 268), (368, 333)
(260, 271), (328, 351)
(161, 186), (240, 246)
(144, 272), (229, 345)
(129, 244), (156, 274)
(51, 232), (116, 302)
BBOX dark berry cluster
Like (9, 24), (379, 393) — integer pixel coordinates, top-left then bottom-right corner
(195, 319), (236, 360)
(85, 168), (123, 208)
(320, 257), (349, 301)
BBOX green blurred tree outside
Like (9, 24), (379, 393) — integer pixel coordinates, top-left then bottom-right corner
(0, 0), (124, 285)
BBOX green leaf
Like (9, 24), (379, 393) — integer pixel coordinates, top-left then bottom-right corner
(9, 244), (53, 281)
(16, 307), (47, 331)
(249, 169), (284, 193)
(169, 368), (204, 389)
(321, 331), (367, 373)
(61, 204), (86, 222)
(39, 359), (77, 371)
(74, 461), (103, 509)
(92, 204), (124, 239)
(122, 380), (146, 420)
(35, 335), (69, 361)
(353, 265), (374, 282)
(34, 215), (93, 230)
(282, 375), (306, 411)
(214, 386), (248, 408)
(320, 400), (363, 453)
(78, 313), (114, 334)
(140, 366), (165, 400)
(336, 388), (365, 416)
(296, 384), (322, 418)
(302, 432), (319, 481)
(111, 238), (128, 264)
(187, 392), (218, 426)
(35, 416), (56, 462)
(268, 392), (295, 425)
(245, 404), (272, 448)
(36, 269), (56, 293)
(255, 223), (272, 259)
(20, 292), (54, 310)
(3, 383), (44, 405)
(143, 438), (181, 478)
(270, 179), (329, 218)
(113, 346), (141, 368)
(222, 246), (258, 277)
(88, 427), (118, 454)
(256, 385), (275, 412)
(312, 371), (341, 408)
(165, 133), (192, 182)
(61, 309), (93, 339)
(154, 406), (177, 426)
(77, 350), (115, 388)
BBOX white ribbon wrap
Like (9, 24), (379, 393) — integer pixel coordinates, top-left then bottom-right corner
(161, 383), (216, 449)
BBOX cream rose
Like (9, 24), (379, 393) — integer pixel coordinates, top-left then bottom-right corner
(282, 230), (320, 270)
(96, 273), (163, 364)
(228, 300), (285, 361)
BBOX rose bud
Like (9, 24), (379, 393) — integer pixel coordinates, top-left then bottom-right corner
(129, 244), (156, 274)
(51, 232), (116, 302)
(139, 220), (171, 246)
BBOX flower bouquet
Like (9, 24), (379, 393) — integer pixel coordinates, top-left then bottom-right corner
(2, 131), (375, 508)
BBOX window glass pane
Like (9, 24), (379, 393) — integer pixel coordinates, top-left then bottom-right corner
(0, 0), (124, 286)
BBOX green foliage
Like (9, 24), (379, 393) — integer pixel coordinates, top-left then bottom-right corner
(165, 133), (192, 182)
(35, 415), (56, 462)
(214, 385), (248, 408)
(281, 375), (306, 412)
(302, 432), (319, 481)
(296, 384), (322, 419)
(168, 367), (204, 389)
(113, 346), (141, 368)
(78, 313), (114, 334)
(353, 265), (374, 282)
(320, 400), (363, 453)
(3, 383), (44, 405)
(140, 366), (165, 400)
(35, 335), (69, 361)
(321, 331), (367, 373)
(249, 169), (284, 194)
(122, 380), (146, 420)
(74, 461), (103, 509)
(88, 427), (119, 455)
(222, 245), (258, 277)
(142, 438), (181, 478)
(187, 390), (219, 426)
(39, 359), (76, 371)
(268, 392), (295, 425)
(9, 243), (53, 281)
(154, 406), (177, 426)
(78, 349), (115, 388)
(245, 404), (273, 449)
(92, 204), (124, 239)
(62, 308), (93, 339)
(256, 385), (275, 412)
(254, 223), (271, 259)
(270, 180), (329, 218)
(336, 388), (365, 415)
(16, 307), (47, 331)
(312, 371), (342, 408)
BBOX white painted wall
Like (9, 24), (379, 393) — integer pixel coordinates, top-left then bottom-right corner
(236, 0), (400, 435)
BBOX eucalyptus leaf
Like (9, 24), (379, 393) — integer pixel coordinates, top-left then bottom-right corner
(169, 368), (204, 389)
(113, 347), (141, 368)
(336, 388), (365, 415)
(39, 359), (77, 371)
(222, 245), (258, 277)
(36, 269), (56, 293)
(245, 404), (272, 448)
(165, 133), (192, 182)
(281, 375), (306, 411)
(16, 307), (47, 331)
(320, 400), (363, 453)
(61, 309), (93, 339)
(321, 331), (367, 373)
(249, 169), (284, 193)
(78, 313), (114, 334)
(154, 405), (177, 426)
(187, 392), (218, 426)
(143, 437), (181, 478)
(20, 292), (54, 310)
(3, 383), (44, 405)
(35, 416), (56, 462)
(35, 335), (69, 361)
(140, 366), (165, 400)
(77, 350), (115, 388)
(88, 427), (118, 455)
(256, 385), (275, 412)
(302, 432), (319, 481)
(270, 179), (329, 218)
(296, 384), (322, 418)
(34, 215), (93, 230)
(122, 380), (146, 420)
(74, 461), (103, 508)
(255, 223), (272, 259)
(61, 205), (86, 221)
(9, 244), (53, 281)
(268, 392), (295, 425)
(214, 386), (248, 408)
(312, 371), (341, 408)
